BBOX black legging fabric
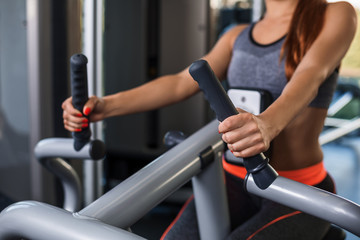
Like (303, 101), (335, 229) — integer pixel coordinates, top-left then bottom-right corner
(162, 171), (335, 240)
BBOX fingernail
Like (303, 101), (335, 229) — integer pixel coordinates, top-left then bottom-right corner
(82, 119), (89, 123)
(77, 113), (83, 117)
(82, 123), (89, 128)
(75, 128), (82, 132)
(84, 107), (91, 116)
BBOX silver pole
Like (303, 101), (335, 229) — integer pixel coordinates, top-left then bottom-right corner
(82, 0), (105, 205)
(246, 175), (360, 236)
(40, 158), (82, 212)
(34, 138), (106, 211)
(0, 201), (145, 240)
(79, 120), (223, 228)
(192, 140), (230, 240)
(319, 118), (360, 145)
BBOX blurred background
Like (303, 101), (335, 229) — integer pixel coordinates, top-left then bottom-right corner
(0, 0), (359, 239)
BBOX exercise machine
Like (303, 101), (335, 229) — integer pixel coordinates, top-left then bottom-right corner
(0, 56), (359, 239)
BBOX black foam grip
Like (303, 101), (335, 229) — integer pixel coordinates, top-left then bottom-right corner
(189, 60), (277, 189)
(70, 53), (91, 151)
(189, 60), (238, 122)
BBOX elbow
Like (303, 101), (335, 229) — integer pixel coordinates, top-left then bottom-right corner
(309, 87), (320, 104)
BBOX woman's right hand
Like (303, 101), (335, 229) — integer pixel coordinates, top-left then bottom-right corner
(62, 95), (105, 132)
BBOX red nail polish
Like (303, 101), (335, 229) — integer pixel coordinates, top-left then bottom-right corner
(77, 113), (83, 117)
(82, 123), (89, 128)
(75, 128), (82, 132)
(84, 107), (91, 116)
(82, 119), (89, 123)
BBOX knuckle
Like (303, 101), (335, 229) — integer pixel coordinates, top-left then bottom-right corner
(222, 119), (232, 129)
(242, 112), (252, 121)
(249, 121), (259, 132)
(222, 133), (229, 143)
(253, 134), (263, 143)
(247, 125), (256, 134)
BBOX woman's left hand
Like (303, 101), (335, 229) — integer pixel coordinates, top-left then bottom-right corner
(218, 108), (271, 158)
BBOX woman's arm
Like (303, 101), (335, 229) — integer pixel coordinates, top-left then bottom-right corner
(62, 24), (246, 132)
(101, 24), (247, 118)
(219, 2), (357, 157)
(263, 2), (357, 139)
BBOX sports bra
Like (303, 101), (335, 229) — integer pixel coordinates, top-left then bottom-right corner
(227, 23), (338, 109)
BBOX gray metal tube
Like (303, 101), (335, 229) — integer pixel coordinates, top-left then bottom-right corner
(83, 159), (104, 206)
(0, 201), (145, 240)
(35, 138), (106, 211)
(79, 120), (223, 228)
(39, 157), (82, 212)
(319, 117), (360, 145)
(35, 138), (87, 212)
(34, 138), (105, 160)
(246, 175), (360, 237)
(192, 140), (230, 240)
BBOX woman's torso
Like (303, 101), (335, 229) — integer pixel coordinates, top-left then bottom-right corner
(227, 23), (337, 170)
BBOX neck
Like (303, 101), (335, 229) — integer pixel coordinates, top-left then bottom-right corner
(263, 0), (299, 20)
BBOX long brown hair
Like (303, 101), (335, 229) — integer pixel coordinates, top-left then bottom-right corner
(281, 0), (328, 80)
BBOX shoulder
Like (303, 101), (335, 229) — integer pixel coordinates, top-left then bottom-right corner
(323, 1), (357, 36)
(220, 24), (250, 48)
(202, 24), (250, 80)
(325, 1), (357, 21)
(224, 24), (250, 35)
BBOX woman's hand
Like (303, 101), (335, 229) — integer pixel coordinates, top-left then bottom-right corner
(218, 109), (271, 158)
(62, 96), (105, 132)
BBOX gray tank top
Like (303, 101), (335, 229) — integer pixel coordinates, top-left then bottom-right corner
(227, 23), (338, 109)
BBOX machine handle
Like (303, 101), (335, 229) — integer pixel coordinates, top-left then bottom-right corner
(70, 53), (91, 151)
(189, 59), (277, 189)
(188, 60), (237, 121)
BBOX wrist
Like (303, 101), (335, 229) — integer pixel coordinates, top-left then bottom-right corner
(102, 92), (128, 118)
(101, 95), (115, 119)
(257, 112), (282, 142)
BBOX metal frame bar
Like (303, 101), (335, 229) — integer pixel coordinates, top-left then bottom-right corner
(0, 120), (230, 239)
(34, 138), (106, 212)
(78, 120), (228, 229)
(246, 175), (360, 236)
(39, 157), (82, 212)
(192, 141), (230, 240)
(0, 201), (145, 240)
(320, 117), (360, 145)
(82, 0), (105, 205)
(1, 119), (360, 239)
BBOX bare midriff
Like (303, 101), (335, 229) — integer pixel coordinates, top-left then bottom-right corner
(223, 107), (329, 185)
(269, 107), (327, 171)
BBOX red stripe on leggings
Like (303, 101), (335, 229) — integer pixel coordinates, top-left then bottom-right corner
(160, 195), (194, 240)
(246, 211), (302, 240)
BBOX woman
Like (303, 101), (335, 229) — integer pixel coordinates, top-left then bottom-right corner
(62, 0), (357, 239)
